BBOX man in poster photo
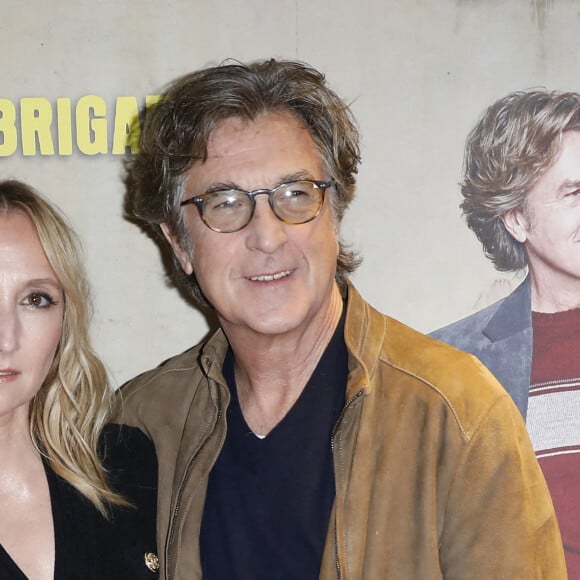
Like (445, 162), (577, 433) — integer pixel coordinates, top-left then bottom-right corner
(432, 89), (580, 576)
(118, 60), (565, 579)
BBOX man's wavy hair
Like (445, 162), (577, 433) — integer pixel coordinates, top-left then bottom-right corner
(0, 180), (126, 516)
(126, 58), (361, 305)
(461, 89), (580, 271)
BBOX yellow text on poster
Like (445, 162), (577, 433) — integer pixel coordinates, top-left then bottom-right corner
(0, 95), (160, 157)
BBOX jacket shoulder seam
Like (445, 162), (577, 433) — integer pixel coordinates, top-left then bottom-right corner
(121, 364), (199, 402)
(379, 358), (507, 440)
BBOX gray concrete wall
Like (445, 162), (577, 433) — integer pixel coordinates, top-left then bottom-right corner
(2, 0), (578, 384)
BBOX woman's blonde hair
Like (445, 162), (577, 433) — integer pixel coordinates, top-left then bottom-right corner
(0, 179), (125, 515)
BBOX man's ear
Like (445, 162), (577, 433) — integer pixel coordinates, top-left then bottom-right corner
(160, 223), (194, 275)
(501, 209), (529, 244)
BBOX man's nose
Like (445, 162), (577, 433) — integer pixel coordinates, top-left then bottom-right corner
(244, 196), (288, 253)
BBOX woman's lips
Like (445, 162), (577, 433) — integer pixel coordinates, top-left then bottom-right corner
(0, 369), (19, 383)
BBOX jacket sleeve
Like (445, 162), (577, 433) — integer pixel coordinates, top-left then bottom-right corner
(439, 394), (567, 579)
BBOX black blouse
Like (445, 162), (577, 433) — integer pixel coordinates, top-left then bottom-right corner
(0, 424), (158, 580)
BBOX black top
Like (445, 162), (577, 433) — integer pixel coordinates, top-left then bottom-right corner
(200, 312), (348, 580)
(0, 424), (158, 580)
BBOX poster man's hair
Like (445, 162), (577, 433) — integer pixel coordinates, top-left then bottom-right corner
(461, 89), (580, 271)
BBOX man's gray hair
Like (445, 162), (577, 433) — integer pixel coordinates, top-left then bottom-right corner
(125, 59), (361, 305)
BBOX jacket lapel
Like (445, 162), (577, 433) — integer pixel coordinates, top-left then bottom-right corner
(480, 278), (533, 419)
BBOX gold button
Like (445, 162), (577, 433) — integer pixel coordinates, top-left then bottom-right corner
(144, 552), (159, 573)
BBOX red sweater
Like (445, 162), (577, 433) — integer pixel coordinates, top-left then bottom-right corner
(529, 307), (580, 577)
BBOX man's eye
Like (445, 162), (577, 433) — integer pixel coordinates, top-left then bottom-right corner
(282, 188), (311, 202)
(207, 193), (244, 211)
(289, 190), (307, 197)
(562, 187), (580, 198)
(213, 199), (240, 211)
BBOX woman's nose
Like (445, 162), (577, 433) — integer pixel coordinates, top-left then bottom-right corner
(0, 305), (20, 354)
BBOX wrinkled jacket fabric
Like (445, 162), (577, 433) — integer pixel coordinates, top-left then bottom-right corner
(431, 277), (532, 419)
(116, 283), (565, 580)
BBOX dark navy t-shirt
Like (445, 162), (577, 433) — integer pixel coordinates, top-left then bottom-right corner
(200, 312), (348, 580)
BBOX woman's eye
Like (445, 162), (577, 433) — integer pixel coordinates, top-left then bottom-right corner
(24, 293), (54, 308)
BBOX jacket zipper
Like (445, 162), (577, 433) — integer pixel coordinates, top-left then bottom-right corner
(163, 381), (364, 578)
(331, 388), (366, 580)
(164, 383), (224, 579)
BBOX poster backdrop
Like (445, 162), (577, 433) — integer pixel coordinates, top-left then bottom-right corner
(2, 0), (579, 386)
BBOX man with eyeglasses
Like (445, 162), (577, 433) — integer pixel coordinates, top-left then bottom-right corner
(117, 59), (565, 580)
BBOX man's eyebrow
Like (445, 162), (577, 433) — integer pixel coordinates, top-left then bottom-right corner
(203, 181), (242, 194)
(276, 171), (317, 184)
(201, 171), (317, 194)
(557, 179), (580, 193)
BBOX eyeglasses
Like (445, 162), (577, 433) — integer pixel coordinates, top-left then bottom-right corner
(180, 179), (333, 233)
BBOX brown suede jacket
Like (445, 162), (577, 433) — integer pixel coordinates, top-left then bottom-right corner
(116, 283), (566, 580)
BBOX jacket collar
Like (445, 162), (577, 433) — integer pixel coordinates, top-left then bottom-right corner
(343, 282), (386, 398)
(199, 328), (230, 383)
(482, 276), (531, 342)
(480, 276), (532, 419)
(197, 282), (381, 400)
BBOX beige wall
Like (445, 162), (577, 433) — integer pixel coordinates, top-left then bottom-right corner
(2, 0), (579, 385)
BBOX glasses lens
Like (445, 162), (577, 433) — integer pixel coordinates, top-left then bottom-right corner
(273, 181), (324, 224)
(201, 190), (252, 232)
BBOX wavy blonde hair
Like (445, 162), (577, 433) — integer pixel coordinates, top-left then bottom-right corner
(0, 179), (125, 516)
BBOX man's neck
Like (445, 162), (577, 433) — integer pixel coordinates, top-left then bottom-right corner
(221, 284), (344, 436)
(529, 270), (580, 313)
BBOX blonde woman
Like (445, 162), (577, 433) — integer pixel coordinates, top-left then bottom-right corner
(0, 180), (158, 580)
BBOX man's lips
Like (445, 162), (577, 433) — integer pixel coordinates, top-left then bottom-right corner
(247, 269), (293, 282)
